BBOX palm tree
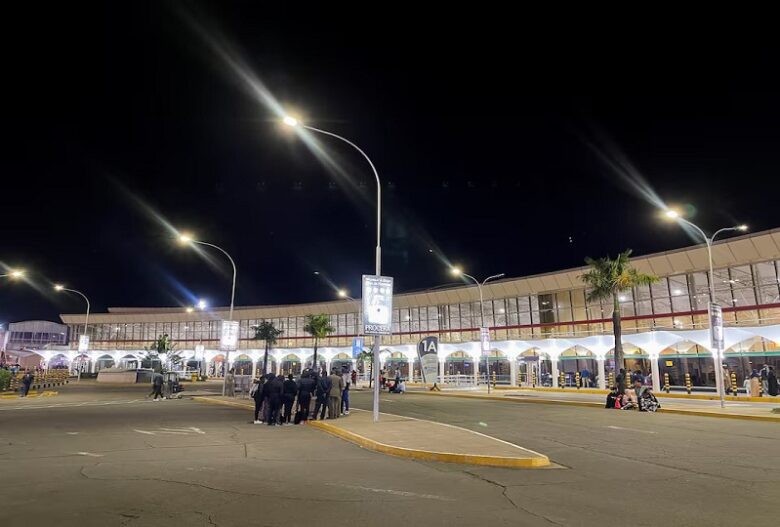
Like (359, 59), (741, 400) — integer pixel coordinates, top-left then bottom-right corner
(252, 321), (283, 375)
(303, 314), (334, 374)
(143, 334), (182, 372)
(581, 250), (658, 390)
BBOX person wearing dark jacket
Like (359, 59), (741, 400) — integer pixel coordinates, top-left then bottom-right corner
(251, 377), (265, 424)
(262, 374), (284, 426)
(296, 370), (316, 422)
(20, 371), (34, 397)
(313, 373), (331, 421)
(768, 366), (779, 397)
(282, 374), (297, 423)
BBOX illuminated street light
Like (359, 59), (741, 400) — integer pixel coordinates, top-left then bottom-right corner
(662, 209), (749, 408)
(449, 266), (505, 393)
(177, 232), (237, 396)
(53, 284), (91, 381)
(186, 307), (194, 313)
(197, 299), (208, 310)
(283, 114), (384, 422)
(0, 269), (25, 279)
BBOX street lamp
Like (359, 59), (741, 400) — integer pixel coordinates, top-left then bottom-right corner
(450, 267), (505, 393)
(283, 115), (384, 422)
(0, 269), (25, 279)
(178, 232), (237, 396)
(663, 209), (748, 408)
(54, 284), (91, 381)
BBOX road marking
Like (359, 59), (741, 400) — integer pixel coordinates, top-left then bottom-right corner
(327, 483), (454, 501)
(0, 399), (147, 412)
(66, 432), (79, 435)
(75, 452), (104, 457)
(134, 427), (207, 436)
(380, 399), (395, 403)
(133, 429), (156, 435)
(607, 425), (657, 434)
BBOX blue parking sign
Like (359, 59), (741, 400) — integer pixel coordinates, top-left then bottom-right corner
(352, 337), (364, 358)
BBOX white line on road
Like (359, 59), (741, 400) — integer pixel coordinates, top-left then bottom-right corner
(607, 425), (657, 434)
(75, 452), (104, 457)
(326, 483), (454, 501)
(133, 429), (156, 435)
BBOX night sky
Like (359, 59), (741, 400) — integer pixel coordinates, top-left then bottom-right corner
(2, 4), (778, 324)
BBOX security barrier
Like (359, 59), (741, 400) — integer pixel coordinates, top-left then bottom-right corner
(730, 372), (738, 396)
(663, 373), (670, 393)
(684, 373), (692, 394)
(558, 371), (565, 388)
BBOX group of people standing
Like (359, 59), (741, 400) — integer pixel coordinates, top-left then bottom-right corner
(250, 368), (351, 426)
(744, 364), (779, 397)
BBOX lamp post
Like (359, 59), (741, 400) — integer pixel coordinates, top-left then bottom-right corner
(450, 267), (505, 393)
(0, 269), (25, 280)
(664, 209), (748, 408)
(284, 116), (384, 422)
(178, 233), (237, 396)
(54, 284), (91, 381)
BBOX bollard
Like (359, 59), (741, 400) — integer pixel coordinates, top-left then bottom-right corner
(491, 371), (497, 388)
(759, 379), (763, 397)
(730, 372), (738, 396)
(663, 373), (670, 393)
(608, 371), (615, 390)
(531, 369), (537, 387)
(575, 371), (581, 389)
(684, 373), (692, 394)
(559, 371), (565, 389)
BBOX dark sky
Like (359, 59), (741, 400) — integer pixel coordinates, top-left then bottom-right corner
(1, 4), (778, 324)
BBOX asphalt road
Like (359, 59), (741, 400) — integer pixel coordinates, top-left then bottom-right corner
(1, 383), (778, 526)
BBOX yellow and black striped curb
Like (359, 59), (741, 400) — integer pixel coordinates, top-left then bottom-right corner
(407, 391), (780, 423)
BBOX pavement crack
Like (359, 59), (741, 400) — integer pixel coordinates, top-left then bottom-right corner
(463, 469), (564, 525)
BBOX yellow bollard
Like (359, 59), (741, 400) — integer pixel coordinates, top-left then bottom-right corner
(730, 372), (738, 396)
(663, 373), (670, 393)
(575, 371), (581, 389)
(491, 371), (497, 388)
(608, 371), (615, 390)
(559, 371), (566, 389)
(532, 369), (537, 387)
(684, 373), (692, 394)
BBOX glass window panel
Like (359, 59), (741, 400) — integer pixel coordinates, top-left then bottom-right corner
(690, 272), (710, 310)
(755, 261), (780, 304)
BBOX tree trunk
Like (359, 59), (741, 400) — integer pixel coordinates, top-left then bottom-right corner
(613, 293), (624, 391)
(312, 339), (318, 375)
(262, 341), (269, 376)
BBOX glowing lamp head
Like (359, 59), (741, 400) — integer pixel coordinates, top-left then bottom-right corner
(338, 289), (348, 298)
(9, 270), (25, 279)
(664, 209), (680, 219)
(737, 224), (748, 232)
(450, 267), (463, 277)
(178, 233), (193, 244)
(197, 299), (207, 310)
(54, 284), (64, 291)
(185, 307), (194, 313)
(282, 116), (299, 127)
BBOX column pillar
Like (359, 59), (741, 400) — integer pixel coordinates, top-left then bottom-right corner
(650, 355), (661, 392)
(509, 359), (518, 387)
(597, 357), (606, 390)
(408, 358), (414, 381)
(275, 358), (282, 376)
(251, 359), (258, 379)
(550, 355), (561, 388)
(473, 354), (480, 386)
(439, 359), (446, 384)
(325, 360), (331, 375)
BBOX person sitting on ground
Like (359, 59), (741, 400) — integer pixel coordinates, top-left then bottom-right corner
(639, 387), (660, 412)
(605, 387), (620, 409)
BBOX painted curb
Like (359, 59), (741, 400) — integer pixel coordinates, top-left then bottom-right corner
(406, 391), (780, 423)
(196, 397), (550, 468)
(515, 387), (780, 403)
(308, 419), (550, 468)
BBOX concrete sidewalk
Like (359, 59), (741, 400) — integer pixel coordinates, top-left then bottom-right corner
(407, 388), (780, 422)
(198, 396), (550, 468)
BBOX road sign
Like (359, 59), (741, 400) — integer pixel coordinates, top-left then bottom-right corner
(709, 302), (724, 350)
(352, 337), (364, 358)
(417, 336), (439, 383)
(78, 335), (90, 352)
(220, 320), (239, 351)
(362, 275), (394, 335)
(480, 327), (490, 353)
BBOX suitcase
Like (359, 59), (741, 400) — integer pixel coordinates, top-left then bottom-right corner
(294, 410), (303, 425)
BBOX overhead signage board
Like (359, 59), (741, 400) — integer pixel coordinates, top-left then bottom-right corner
(220, 320), (240, 351)
(709, 302), (724, 351)
(78, 335), (90, 352)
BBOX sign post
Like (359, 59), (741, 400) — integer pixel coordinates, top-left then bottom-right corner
(362, 275), (394, 422)
(709, 302), (725, 407)
(417, 336), (439, 386)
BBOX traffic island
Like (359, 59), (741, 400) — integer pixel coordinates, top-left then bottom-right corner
(309, 409), (550, 468)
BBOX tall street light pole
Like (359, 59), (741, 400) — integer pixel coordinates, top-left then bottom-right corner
(283, 116), (383, 422)
(178, 233), (238, 396)
(0, 270), (25, 367)
(54, 284), (90, 381)
(451, 268), (505, 393)
(664, 209), (747, 408)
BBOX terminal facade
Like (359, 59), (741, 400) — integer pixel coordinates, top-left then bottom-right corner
(52, 228), (780, 390)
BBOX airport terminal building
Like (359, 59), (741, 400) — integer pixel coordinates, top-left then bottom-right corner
(54, 228), (780, 391)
